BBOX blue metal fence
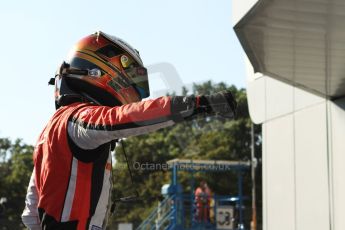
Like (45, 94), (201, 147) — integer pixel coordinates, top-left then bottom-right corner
(136, 194), (247, 230)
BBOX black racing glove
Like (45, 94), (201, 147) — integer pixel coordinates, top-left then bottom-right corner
(170, 90), (237, 121)
(197, 91), (237, 119)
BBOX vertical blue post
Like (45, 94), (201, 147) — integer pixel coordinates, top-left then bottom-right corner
(170, 164), (178, 229)
(238, 171), (244, 229)
(190, 162), (195, 228)
(214, 194), (217, 228)
(173, 163), (177, 186)
(173, 164), (179, 229)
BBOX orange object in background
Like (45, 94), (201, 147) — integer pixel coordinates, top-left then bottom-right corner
(195, 181), (212, 223)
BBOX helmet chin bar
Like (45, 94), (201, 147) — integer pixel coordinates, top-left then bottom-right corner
(79, 92), (102, 106)
(54, 78), (102, 108)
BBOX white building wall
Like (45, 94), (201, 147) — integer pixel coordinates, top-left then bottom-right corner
(232, 2), (345, 230)
(330, 98), (345, 230)
(259, 77), (331, 230)
(294, 103), (330, 230)
(259, 80), (345, 230)
(263, 115), (295, 230)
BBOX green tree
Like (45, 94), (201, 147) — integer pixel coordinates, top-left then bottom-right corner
(0, 138), (34, 229)
(108, 82), (262, 229)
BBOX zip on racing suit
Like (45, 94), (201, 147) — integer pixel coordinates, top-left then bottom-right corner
(21, 93), (236, 230)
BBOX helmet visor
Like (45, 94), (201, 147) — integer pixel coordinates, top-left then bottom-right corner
(120, 55), (150, 99)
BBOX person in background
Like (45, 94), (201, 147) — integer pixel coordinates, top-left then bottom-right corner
(195, 180), (212, 223)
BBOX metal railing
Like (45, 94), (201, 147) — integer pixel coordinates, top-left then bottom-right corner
(136, 194), (176, 230)
(137, 194), (246, 230)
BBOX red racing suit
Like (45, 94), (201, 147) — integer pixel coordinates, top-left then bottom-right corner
(22, 96), (184, 230)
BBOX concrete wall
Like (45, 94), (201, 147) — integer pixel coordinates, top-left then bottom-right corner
(244, 58), (345, 230)
(257, 74), (330, 230)
(233, 2), (345, 230)
(259, 77), (345, 230)
(330, 98), (345, 230)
